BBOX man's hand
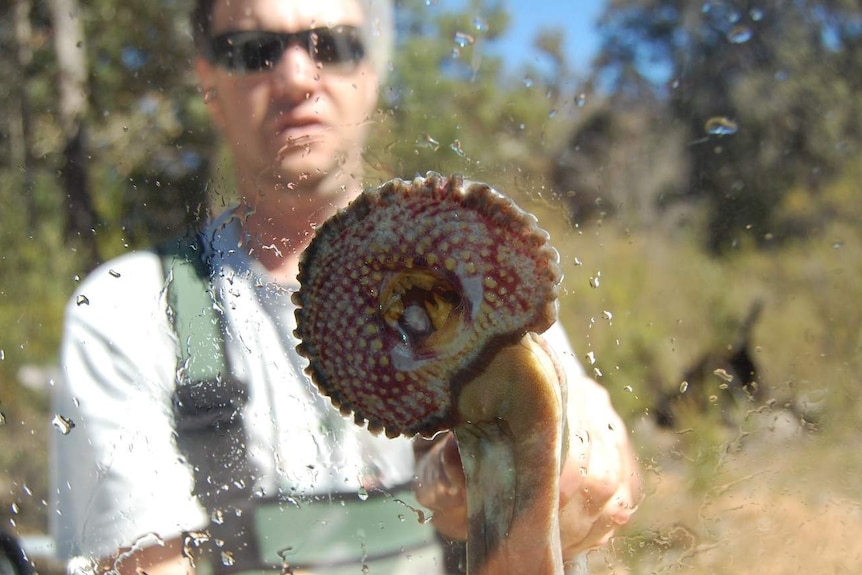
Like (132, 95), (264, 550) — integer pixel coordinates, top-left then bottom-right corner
(98, 536), (194, 575)
(414, 432), (469, 541)
(414, 374), (640, 559)
(557, 379), (640, 557)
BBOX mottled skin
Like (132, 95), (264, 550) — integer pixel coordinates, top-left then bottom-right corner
(454, 333), (568, 574)
(294, 173), (568, 574)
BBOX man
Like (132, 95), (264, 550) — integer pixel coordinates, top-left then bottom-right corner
(51, 0), (639, 573)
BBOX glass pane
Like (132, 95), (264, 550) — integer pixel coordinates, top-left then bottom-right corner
(1, 0), (858, 573)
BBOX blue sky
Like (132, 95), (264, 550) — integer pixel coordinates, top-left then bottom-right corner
(440, 0), (607, 74)
(496, 0), (606, 72)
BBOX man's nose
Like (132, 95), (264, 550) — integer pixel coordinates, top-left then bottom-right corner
(271, 44), (319, 100)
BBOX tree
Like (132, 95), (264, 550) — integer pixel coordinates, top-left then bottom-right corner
(48, 0), (97, 263)
(10, 0), (36, 226)
(368, 0), (572, 201)
(586, 0), (862, 252)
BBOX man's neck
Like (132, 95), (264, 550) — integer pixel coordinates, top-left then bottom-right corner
(235, 169), (363, 284)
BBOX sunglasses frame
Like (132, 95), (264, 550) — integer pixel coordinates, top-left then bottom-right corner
(206, 25), (366, 73)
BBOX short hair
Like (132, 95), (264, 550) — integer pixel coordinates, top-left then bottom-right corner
(191, 0), (394, 78)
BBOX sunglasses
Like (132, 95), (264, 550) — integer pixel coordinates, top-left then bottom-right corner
(207, 25), (366, 73)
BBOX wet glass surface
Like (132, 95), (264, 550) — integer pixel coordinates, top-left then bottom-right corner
(1, 0), (861, 573)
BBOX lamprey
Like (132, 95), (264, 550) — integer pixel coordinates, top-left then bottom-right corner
(294, 173), (569, 574)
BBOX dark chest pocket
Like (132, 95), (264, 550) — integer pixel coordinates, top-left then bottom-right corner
(172, 377), (257, 508)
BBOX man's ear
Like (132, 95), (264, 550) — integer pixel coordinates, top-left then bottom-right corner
(195, 57), (226, 130)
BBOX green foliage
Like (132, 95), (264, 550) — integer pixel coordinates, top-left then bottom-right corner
(0, 168), (82, 367)
(588, 0), (862, 253)
(367, 0), (571, 200)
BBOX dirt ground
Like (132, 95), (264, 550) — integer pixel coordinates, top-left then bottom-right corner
(588, 410), (862, 574)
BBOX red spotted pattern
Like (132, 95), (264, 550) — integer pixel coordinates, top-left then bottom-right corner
(293, 173), (562, 438)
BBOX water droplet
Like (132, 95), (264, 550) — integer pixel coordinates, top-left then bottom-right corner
(276, 546), (296, 566)
(523, 75), (534, 88)
(52, 414), (76, 435)
(109, 269), (121, 278)
(713, 368), (734, 383)
(0, 412), (6, 426)
(624, 385), (633, 393)
(10, 503), (18, 514)
(183, 531), (211, 559)
(449, 140), (466, 157)
(67, 556), (98, 575)
(393, 498), (431, 524)
(726, 24), (753, 44)
(472, 17), (489, 32)
(453, 31), (475, 48)
(575, 93), (587, 107)
(450, 47), (461, 59)
(749, 8), (764, 21)
(357, 487), (369, 501)
(602, 310), (613, 321)
(679, 381), (689, 393)
(705, 116), (738, 136)
(585, 351), (596, 365)
(417, 133), (440, 151)
(76, 294), (90, 306)
(589, 275), (600, 288)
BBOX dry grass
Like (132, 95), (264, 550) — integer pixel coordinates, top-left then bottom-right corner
(589, 414), (862, 574)
(519, 191), (862, 575)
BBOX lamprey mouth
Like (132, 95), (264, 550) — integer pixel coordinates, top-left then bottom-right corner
(293, 172), (562, 438)
(379, 269), (464, 349)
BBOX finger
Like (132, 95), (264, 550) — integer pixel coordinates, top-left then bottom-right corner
(414, 433), (466, 510)
(559, 428), (592, 507)
(413, 433), (469, 540)
(558, 382), (641, 556)
(440, 432), (466, 489)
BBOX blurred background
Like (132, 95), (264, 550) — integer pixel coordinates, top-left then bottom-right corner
(1, 0), (861, 572)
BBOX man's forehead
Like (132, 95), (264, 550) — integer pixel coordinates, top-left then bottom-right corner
(211, 0), (365, 31)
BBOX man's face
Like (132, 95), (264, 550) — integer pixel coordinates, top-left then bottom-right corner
(198, 0), (378, 189)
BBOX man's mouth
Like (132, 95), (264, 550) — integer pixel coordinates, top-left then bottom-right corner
(275, 120), (328, 144)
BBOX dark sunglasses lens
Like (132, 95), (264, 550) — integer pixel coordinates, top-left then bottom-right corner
(241, 36), (284, 71)
(210, 32), (281, 71)
(311, 27), (365, 65)
(211, 27), (365, 72)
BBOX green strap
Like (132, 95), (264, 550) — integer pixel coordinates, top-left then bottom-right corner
(157, 234), (226, 384)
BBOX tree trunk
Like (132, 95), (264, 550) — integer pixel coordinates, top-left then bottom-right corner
(11, 0), (36, 226)
(48, 0), (98, 265)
